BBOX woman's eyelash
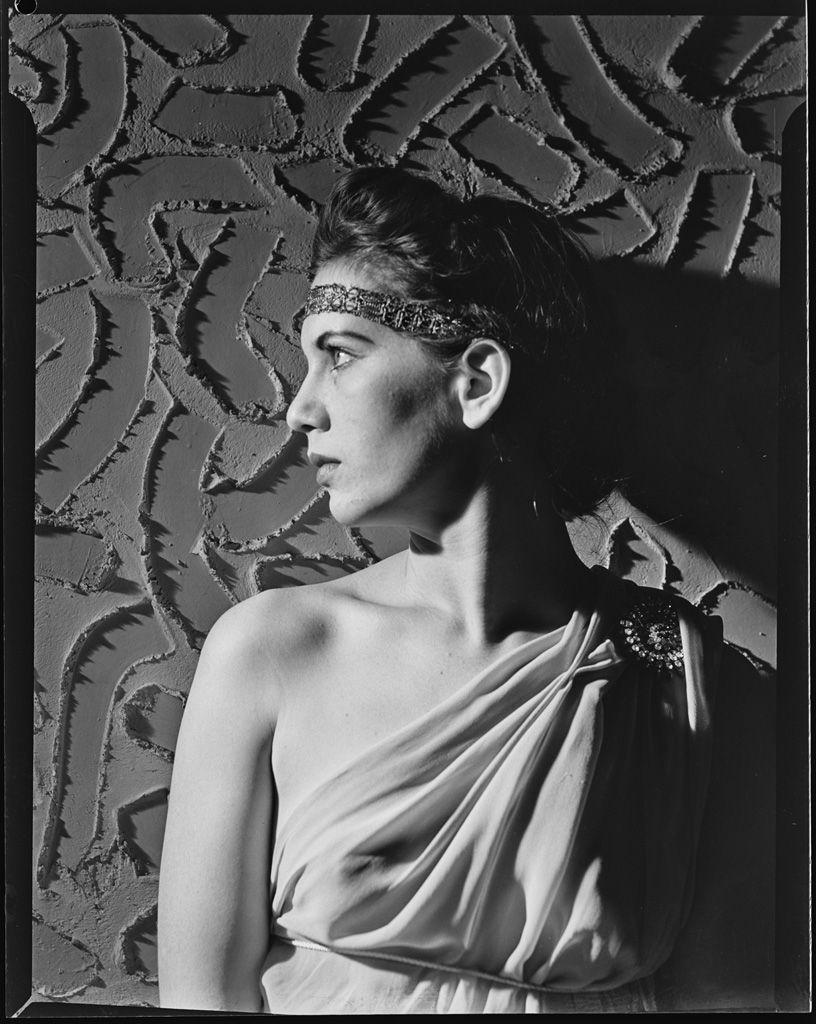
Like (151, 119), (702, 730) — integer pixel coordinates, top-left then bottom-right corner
(326, 346), (354, 369)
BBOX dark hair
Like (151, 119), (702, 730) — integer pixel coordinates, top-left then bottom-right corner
(312, 167), (629, 521)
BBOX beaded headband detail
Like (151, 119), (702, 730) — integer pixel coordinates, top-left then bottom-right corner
(296, 283), (473, 339)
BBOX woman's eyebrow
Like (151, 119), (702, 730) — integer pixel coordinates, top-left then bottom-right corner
(313, 330), (375, 348)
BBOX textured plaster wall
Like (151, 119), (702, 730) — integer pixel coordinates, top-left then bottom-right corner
(10, 12), (803, 1007)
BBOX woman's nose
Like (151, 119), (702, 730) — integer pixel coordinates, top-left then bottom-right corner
(286, 373), (328, 434)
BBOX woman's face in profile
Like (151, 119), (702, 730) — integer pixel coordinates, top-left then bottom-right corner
(288, 263), (465, 529)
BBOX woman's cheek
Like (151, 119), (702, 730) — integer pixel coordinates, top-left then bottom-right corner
(387, 368), (449, 427)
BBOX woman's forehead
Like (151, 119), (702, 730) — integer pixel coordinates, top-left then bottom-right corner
(300, 310), (379, 343)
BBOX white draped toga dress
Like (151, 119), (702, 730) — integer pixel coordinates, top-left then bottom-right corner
(260, 567), (724, 1013)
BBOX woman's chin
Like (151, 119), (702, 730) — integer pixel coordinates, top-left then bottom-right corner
(325, 492), (371, 527)
(326, 492), (402, 530)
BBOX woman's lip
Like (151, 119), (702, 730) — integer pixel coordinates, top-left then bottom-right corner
(315, 461), (339, 485)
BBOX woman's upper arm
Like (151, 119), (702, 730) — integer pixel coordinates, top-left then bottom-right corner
(157, 602), (280, 1012)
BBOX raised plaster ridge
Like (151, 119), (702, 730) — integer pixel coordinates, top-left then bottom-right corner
(722, 17), (787, 88)
(343, 15), (504, 164)
(117, 903), (159, 982)
(36, 226), (100, 297)
(37, 599), (154, 887)
(37, 294), (153, 513)
(115, 14), (234, 69)
(509, 15), (677, 182)
(725, 175), (760, 276)
(115, 788), (170, 875)
(573, 15), (684, 167)
(86, 630), (177, 859)
(152, 77), (298, 152)
(450, 103), (581, 208)
(297, 14), (371, 93)
(38, 23), (129, 201)
(35, 26), (80, 139)
(35, 288), (101, 455)
(121, 682), (187, 763)
(9, 40), (48, 105)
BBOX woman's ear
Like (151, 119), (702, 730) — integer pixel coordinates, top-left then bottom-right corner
(453, 338), (512, 430)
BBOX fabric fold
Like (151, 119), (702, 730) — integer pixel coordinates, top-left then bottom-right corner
(261, 568), (720, 1013)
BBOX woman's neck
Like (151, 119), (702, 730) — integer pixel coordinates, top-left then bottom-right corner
(400, 469), (595, 646)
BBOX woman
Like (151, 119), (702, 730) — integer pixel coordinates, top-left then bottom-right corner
(157, 168), (774, 1013)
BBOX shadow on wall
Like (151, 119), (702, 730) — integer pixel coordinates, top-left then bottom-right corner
(592, 260), (779, 601)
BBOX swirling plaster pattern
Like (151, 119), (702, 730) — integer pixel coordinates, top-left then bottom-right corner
(14, 11), (801, 1006)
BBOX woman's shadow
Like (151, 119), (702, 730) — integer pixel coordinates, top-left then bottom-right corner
(594, 256), (782, 603)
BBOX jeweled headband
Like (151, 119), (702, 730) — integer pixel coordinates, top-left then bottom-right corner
(295, 283), (474, 339)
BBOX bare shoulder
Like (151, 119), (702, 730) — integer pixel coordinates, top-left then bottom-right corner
(197, 586), (335, 695)
(202, 586), (330, 670)
(196, 554), (405, 709)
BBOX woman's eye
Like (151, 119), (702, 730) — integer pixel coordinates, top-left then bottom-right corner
(327, 347), (354, 370)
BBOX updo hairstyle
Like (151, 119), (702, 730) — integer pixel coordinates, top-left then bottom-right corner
(312, 166), (627, 521)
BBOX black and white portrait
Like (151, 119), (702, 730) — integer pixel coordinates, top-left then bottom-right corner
(4, 7), (808, 1016)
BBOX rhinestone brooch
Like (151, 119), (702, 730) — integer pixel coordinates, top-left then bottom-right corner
(616, 590), (684, 674)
